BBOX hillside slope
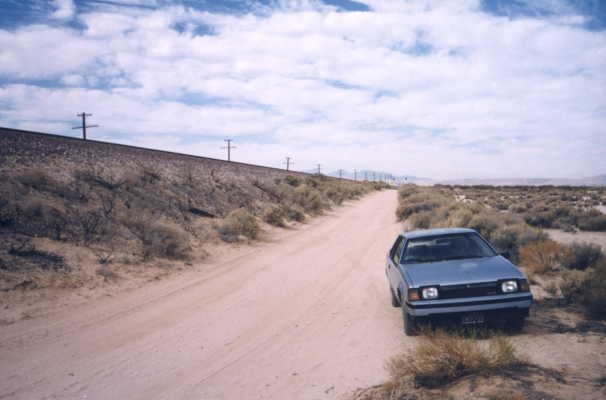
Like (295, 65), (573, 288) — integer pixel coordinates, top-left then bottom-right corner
(0, 128), (388, 321)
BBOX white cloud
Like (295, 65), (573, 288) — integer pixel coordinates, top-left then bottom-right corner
(0, 2), (605, 179)
(51, 0), (75, 20)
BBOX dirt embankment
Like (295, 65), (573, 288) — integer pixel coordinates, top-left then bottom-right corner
(1, 128), (388, 324)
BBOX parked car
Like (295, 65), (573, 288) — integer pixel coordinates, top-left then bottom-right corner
(386, 228), (532, 335)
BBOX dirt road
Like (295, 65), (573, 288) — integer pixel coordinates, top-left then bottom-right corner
(0, 190), (411, 400)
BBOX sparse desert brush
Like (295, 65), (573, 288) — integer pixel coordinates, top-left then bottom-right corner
(294, 185), (326, 214)
(263, 206), (286, 227)
(585, 259), (606, 319)
(384, 329), (523, 393)
(217, 208), (260, 242)
(125, 218), (191, 260)
(395, 192), (447, 221)
(446, 205), (478, 227)
(558, 269), (588, 305)
(408, 211), (433, 229)
(562, 242), (604, 270)
(577, 211), (606, 232)
(467, 213), (500, 239)
(519, 240), (564, 274)
(284, 206), (306, 222)
(490, 224), (547, 262)
(283, 175), (301, 187)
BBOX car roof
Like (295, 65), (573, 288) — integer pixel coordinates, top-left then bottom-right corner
(401, 227), (477, 240)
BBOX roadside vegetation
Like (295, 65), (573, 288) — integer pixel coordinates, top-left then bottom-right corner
(395, 184), (606, 321)
(0, 164), (389, 292)
(384, 329), (524, 392)
(353, 184), (606, 400)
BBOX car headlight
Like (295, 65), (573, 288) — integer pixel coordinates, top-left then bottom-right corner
(501, 280), (518, 293)
(422, 287), (439, 299)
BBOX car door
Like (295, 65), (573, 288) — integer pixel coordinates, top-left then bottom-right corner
(387, 236), (405, 291)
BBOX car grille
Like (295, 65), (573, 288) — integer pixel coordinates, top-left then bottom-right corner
(439, 282), (499, 299)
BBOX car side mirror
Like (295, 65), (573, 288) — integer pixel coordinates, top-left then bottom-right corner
(500, 251), (511, 260)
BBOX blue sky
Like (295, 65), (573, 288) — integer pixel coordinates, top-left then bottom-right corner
(1, 0), (605, 179)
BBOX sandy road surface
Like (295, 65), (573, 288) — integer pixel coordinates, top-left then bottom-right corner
(0, 190), (411, 400)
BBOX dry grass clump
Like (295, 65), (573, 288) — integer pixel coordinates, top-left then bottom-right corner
(263, 206), (286, 227)
(562, 242), (603, 270)
(217, 208), (260, 242)
(557, 263), (606, 320)
(384, 330), (524, 395)
(124, 218), (192, 260)
(519, 240), (565, 275)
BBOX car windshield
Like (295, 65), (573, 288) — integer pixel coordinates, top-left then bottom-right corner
(401, 233), (497, 264)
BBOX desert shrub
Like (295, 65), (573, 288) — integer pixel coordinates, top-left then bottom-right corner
(519, 240), (564, 274)
(72, 209), (106, 243)
(385, 330), (522, 392)
(577, 212), (606, 232)
(324, 185), (345, 205)
(12, 200), (70, 240)
(395, 192), (446, 221)
(294, 185), (326, 214)
(4, 238), (68, 271)
(467, 214), (500, 239)
(409, 212), (432, 229)
(585, 259), (606, 319)
(491, 225), (547, 263)
(446, 206), (476, 227)
(284, 206), (306, 222)
(558, 269), (588, 305)
(141, 224), (190, 260)
(562, 242), (604, 270)
(263, 206), (286, 227)
(17, 169), (86, 201)
(217, 208), (260, 242)
(124, 218), (191, 260)
(283, 175), (301, 187)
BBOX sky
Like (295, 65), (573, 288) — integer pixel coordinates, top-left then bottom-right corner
(0, 0), (605, 180)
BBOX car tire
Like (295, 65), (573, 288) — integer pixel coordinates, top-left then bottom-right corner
(508, 316), (526, 333)
(402, 308), (417, 336)
(390, 287), (400, 307)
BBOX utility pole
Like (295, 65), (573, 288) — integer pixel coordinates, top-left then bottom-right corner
(72, 112), (98, 140)
(222, 139), (236, 161)
(317, 164), (322, 175)
(284, 157), (293, 171)
(338, 169), (343, 179)
(373, 172), (376, 181)
(354, 169), (357, 181)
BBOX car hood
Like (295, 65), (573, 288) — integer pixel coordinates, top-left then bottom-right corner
(402, 256), (524, 287)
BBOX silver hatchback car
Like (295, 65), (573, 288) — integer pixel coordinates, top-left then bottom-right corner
(386, 228), (532, 335)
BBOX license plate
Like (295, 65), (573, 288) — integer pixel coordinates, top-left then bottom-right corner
(461, 312), (485, 325)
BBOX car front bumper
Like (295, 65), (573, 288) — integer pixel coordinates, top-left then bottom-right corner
(405, 293), (532, 317)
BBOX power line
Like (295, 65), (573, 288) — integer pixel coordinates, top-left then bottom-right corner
(72, 112), (98, 140)
(222, 139), (236, 161)
(284, 157), (293, 171)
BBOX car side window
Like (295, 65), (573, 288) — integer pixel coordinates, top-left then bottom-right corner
(390, 237), (402, 261)
(393, 239), (406, 264)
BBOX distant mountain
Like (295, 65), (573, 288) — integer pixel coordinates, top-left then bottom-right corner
(324, 170), (432, 184)
(438, 175), (606, 187)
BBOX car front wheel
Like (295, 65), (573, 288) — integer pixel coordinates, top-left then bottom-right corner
(508, 316), (526, 333)
(402, 308), (417, 336)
